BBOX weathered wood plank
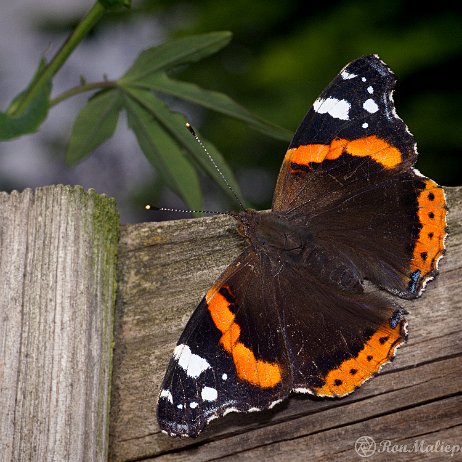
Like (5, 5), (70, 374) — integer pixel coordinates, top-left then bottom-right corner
(110, 186), (462, 461)
(0, 186), (119, 462)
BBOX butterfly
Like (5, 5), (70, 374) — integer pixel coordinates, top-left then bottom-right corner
(157, 54), (447, 437)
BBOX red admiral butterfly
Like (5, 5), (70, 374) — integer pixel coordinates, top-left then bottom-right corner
(157, 55), (447, 437)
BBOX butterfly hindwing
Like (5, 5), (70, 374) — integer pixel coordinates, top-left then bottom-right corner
(273, 256), (407, 396)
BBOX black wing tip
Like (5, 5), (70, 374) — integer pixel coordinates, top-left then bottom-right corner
(343, 54), (395, 80)
(158, 417), (204, 438)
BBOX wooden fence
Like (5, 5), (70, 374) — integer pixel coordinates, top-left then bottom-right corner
(1, 185), (461, 461)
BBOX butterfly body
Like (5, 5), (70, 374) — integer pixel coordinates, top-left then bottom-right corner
(157, 55), (447, 438)
(235, 209), (312, 256)
(234, 209), (364, 293)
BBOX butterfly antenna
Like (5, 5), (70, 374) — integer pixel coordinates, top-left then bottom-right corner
(145, 204), (225, 216)
(186, 122), (245, 210)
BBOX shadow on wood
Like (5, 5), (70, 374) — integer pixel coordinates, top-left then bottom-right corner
(110, 186), (462, 461)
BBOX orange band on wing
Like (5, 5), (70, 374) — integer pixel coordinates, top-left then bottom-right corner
(313, 320), (404, 397)
(411, 179), (447, 276)
(286, 135), (402, 170)
(288, 144), (331, 165)
(207, 286), (282, 388)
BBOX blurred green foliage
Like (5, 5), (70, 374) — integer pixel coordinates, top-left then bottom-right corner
(136, 0), (461, 209)
(2, 0), (459, 217)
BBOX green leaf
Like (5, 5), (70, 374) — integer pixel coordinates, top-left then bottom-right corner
(0, 59), (52, 140)
(121, 32), (232, 83)
(123, 92), (203, 212)
(66, 89), (122, 165)
(140, 72), (292, 142)
(123, 87), (245, 208)
(0, 87), (51, 140)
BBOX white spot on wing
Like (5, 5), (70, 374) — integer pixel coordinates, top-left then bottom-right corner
(269, 399), (283, 409)
(173, 344), (211, 378)
(248, 407), (260, 412)
(222, 373), (228, 380)
(362, 76), (367, 82)
(412, 167), (426, 178)
(367, 86), (374, 94)
(160, 389), (173, 403)
(190, 401), (198, 409)
(177, 404), (183, 409)
(223, 407), (239, 416)
(201, 386), (218, 402)
(363, 98), (379, 114)
(403, 320), (409, 337)
(313, 97), (350, 120)
(362, 122), (369, 128)
(293, 387), (316, 395)
(341, 70), (357, 79)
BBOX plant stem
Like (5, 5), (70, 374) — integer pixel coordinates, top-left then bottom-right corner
(50, 81), (117, 107)
(12, 2), (106, 115)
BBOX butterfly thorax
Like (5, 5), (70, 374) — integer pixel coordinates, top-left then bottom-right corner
(232, 209), (313, 256)
(233, 209), (363, 291)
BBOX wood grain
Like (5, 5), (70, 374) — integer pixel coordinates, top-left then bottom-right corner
(110, 186), (462, 461)
(0, 186), (119, 462)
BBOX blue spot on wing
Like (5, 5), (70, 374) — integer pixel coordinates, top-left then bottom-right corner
(408, 270), (421, 294)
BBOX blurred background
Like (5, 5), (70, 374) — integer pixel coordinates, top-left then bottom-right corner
(1, 0), (461, 223)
